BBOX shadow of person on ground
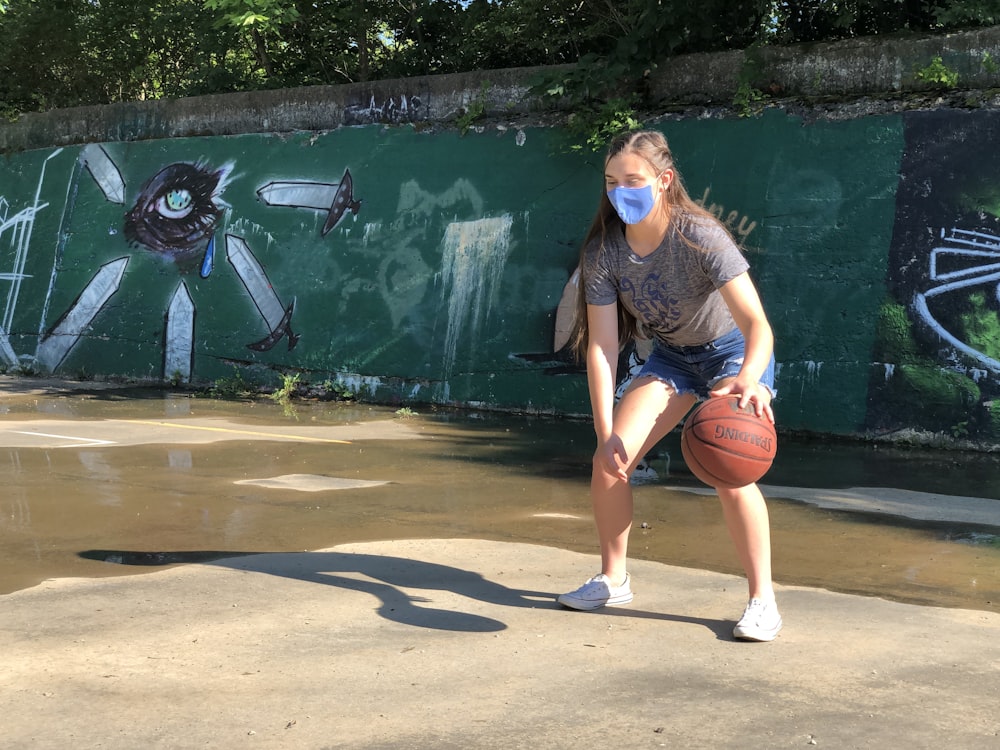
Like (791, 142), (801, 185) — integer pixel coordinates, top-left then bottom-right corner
(78, 548), (734, 638)
(79, 548), (554, 633)
(590, 605), (737, 641)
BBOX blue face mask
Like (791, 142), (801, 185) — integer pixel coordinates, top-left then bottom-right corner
(607, 183), (658, 225)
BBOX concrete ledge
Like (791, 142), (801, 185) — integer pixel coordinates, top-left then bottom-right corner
(0, 66), (557, 151)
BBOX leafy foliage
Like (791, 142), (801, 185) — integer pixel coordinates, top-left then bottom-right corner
(561, 97), (643, 152)
(914, 55), (960, 87)
(270, 371), (302, 403)
(205, 367), (256, 399)
(456, 81), (491, 135)
(0, 0), (997, 121)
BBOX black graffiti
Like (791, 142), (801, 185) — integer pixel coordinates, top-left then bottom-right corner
(124, 162), (226, 256)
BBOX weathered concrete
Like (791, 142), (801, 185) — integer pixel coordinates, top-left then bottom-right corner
(647, 27), (1000, 105)
(2, 538), (998, 749)
(0, 66), (559, 152)
(755, 26), (1000, 98)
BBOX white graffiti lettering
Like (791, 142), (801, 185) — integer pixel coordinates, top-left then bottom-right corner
(695, 187), (757, 241)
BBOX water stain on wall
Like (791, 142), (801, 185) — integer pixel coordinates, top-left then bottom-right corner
(439, 214), (514, 378)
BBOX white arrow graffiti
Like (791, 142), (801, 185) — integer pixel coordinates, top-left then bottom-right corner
(225, 234), (299, 351)
(164, 281), (195, 382)
(80, 144), (126, 205)
(256, 168), (361, 236)
(35, 256), (129, 371)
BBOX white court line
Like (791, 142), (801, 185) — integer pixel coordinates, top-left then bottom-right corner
(10, 430), (116, 447)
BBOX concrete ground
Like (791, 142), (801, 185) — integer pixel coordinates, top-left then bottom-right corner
(3, 539), (999, 749)
(2, 378), (999, 748)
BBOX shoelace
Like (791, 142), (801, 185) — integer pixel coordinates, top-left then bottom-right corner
(743, 599), (767, 621)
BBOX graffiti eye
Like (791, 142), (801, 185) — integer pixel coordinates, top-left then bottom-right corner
(158, 189), (194, 219)
(124, 162), (228, 255)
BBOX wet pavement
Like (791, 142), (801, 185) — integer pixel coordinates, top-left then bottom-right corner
(1, 376), (998, 612)
(2, 377), (1000, 748)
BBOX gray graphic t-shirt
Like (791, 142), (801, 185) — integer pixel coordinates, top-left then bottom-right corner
(582, 214), (749, 347)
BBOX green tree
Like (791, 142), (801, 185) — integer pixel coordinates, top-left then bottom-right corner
(0, 0), (98, 114)
(0, 0), (248, 117)
(2, 0), (1000, 118)
(204, 0), (300, 80)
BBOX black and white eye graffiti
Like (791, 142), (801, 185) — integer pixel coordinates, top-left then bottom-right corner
(124, 162), (230, 263)
(13, 146), (363, 382)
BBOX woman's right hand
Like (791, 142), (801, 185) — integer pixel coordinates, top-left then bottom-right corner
(595, 434), (630, 482)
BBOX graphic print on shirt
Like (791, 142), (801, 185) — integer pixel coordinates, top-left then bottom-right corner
(621, 273), (681, 324)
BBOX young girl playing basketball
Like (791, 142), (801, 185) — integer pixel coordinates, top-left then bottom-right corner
(558, 129), (782, 641)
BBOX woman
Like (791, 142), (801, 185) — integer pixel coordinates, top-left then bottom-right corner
(557, 130), (781, 642)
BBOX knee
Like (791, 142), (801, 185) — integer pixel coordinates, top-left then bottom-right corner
(591, 456), (624, 485)
(716, 483), (760, 504)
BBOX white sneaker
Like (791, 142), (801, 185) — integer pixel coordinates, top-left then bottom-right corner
(558, 573), (633, 611)
(733, 598), (783, 641)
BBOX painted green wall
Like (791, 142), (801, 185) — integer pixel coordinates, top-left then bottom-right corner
(660, 113), (904, 433)
(0, 108), (933, 437)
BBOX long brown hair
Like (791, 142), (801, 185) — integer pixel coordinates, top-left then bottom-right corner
(567, 129), (733, 361)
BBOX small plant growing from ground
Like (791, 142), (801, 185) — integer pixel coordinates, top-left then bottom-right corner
(207, 368), (255, 400)
(14, 362), (38, 376)
(915, 56), (959, 88)
(733, 80), (765, 117)
(395, 407), (417, 418)
(456, 81), (490, 135)
(528, 59), (643, 153)
(733, 45), (767, 118)
(321, 378), (357, 401)
(564, 97), (642, 153)
(270, 372), (302, 403)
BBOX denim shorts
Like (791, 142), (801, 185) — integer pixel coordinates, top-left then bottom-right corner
(636, 327), (776, 400)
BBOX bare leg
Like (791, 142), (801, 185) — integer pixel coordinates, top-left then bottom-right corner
(591, 455), (633, 585)
(593, 377), (696, 584)
(717, 483), (775, 601)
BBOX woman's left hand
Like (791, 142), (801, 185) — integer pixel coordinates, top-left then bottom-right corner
(710, 378), (774, 423)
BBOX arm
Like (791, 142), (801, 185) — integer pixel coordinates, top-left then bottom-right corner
(586, 303), (629, 481)
(712, 272), (775, 421)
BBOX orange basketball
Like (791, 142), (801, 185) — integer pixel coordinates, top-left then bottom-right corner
(680, 396), (776, 489)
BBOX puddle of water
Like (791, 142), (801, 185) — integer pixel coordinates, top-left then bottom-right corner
(0, 389), (998, 613)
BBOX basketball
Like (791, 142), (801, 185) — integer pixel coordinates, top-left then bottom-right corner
(680, 396), (777, 489)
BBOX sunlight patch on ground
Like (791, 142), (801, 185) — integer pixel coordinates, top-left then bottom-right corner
(235, 474), (391, 492)
(666, 484), (1000, 527)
